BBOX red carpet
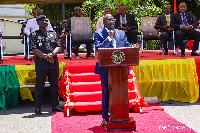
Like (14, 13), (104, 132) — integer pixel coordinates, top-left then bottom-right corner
(51, 104), (195, 133)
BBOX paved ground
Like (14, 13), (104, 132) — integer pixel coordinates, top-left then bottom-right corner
(1, 97), (200, 133)
(160, 101), (200, 133)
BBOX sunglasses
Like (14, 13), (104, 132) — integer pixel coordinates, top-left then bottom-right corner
(40, 20), (48, 23)
(107, 19), (116, 22)
(75, 9), (81, 12)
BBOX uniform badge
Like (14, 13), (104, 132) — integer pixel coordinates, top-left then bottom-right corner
(48, 34), (55, 42)
(37, 36), (42, 43)
(39, 43), (42, 47)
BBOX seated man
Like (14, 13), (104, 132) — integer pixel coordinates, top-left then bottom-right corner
(154, 5), (173, 55)
(51, 17), (62, 36)
(113, 4), (138, 44)
(60, 20), (68, 54)
(171, 2), (200, 57)
(65, 6), (94, 59)
(96, 6), (111, 31)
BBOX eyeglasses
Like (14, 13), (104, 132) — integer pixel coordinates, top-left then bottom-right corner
(40, 20), (48, 23)
(75, 9), (81, 12)
(107, 19), (116, 22)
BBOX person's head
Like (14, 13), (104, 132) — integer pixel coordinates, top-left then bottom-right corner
(53, 17), (57, 23)
(36, 8), (43, 17)
(61, 20), (67, 28)
(103, 14), (116, 30)
(164, 5), (172, 15)
(36, 15), (48, 29)
(74, 6), (82, 17)
(119, 4), (127, 16)
(32, 8), (37, 18)
(179, 2), (187, 13)
(104, 6), (111, 16)
(115, 6), (119, 14)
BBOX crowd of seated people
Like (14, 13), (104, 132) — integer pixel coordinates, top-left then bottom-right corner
(154, 2), (200, 57)
(1, 2), (199, 61)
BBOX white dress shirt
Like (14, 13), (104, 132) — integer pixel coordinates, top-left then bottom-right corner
(24, 18), (53, 36)
(120, 14), (127, 26)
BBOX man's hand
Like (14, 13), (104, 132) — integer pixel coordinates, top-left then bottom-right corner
(118, 26), (125, 30)
(125, 26), (131, 31)
(109, 30), (116, 38)
(41, 54), (48, 59)
(46, 53), (54, 60)
(182, 25), (191, 30)
(164, 25), (170, 29)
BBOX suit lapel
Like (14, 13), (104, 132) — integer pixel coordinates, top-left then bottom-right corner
(162, 14), (167, 25)
(116, 14), (120, 27)
(102, 28), (109, 40)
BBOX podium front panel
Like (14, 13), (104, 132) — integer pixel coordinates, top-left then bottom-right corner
(98, 47), (139, 67)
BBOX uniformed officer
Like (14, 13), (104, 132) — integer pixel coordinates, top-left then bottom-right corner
(29, 15), (64, 115)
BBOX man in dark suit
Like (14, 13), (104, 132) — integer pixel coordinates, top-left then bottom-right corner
(171, 2), (200, 57)
(113, 4), (138, 44)
(65, 6), (94, 59)
(154, 5), (172, 55)
(94, 14), (132, 127)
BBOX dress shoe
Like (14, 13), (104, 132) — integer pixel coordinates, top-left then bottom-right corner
(35, 108), (42, 115)
(101, 118), (109, 127)
(86, 54), (95, 59)
(164, 51), (168, 55)
(75, 56), (82, 59)
(64, 55), (70, 59)
(191, 52), (200, 56)
(52, 106), (64, 112)
(181, 52), (185, 57)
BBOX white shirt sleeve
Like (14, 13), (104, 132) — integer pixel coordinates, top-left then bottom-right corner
(24, 19), (33, 36)
(47, 19), (54, 31)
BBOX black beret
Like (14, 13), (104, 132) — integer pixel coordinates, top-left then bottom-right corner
(36, 15), (46, 21)
(61, 20), (67, 24)
(53, 17), (57, 20)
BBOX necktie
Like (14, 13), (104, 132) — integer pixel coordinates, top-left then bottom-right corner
(167, 16), (169, 25)
(182, 13), (188, 25)
(122, 16), (126, 26)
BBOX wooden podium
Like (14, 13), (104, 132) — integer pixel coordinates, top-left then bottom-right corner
(98, 47), (139, 131)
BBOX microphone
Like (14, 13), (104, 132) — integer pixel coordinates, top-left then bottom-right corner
(110, 23), (115, 34)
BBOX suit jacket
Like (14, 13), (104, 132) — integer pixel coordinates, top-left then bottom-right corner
(113, 13), (138, 30)
(154, 14), (172, 32)
(94, 27), (131, 74)
(170, 12), (196, 31)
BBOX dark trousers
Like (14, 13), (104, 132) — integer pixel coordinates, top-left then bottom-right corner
(67, 36), (92, 56)
(160, 31), (172, 51)
(175, 29), (200, 53)
(35, 69), (59, 108)
(125, 30), (138, 44)
(99, 67), (109, 119)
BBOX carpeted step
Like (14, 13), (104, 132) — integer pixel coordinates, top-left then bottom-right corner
(68, 65), (96, 73)
(71, 73), (100, 82)
(68, 101), (133, 112)
(73, 91), (102, 102)
(72, 81), (102, 92)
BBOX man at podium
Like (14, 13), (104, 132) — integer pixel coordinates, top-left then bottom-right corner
(94, 14), (132, 127)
